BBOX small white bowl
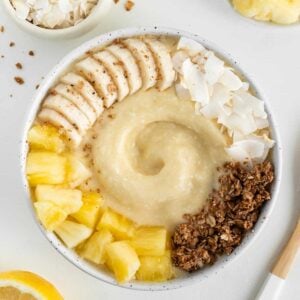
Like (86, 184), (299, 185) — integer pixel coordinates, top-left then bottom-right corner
(2, 0), (113, 39)
(20, 27), (282, 291)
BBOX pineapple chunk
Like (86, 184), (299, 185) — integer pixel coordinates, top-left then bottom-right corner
(71, 192), (103, 228)
(232, 0), (300, 25)
(130, 227), (167, 256)
(26, 152), (66, 186)
(55, 220), (92, 248)
(81, 229), (114, 264)
(136, 251), (174, 282)
(34, 201), (67, 231)
(97, 208), (135, 240)
(106, 241), (140, 283)
(28, 125), (65, 153)
(35, 185), (82, 214)
(66, 155), (92, 188)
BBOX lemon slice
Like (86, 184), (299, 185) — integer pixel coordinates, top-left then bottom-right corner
(0, 271), (63, 300)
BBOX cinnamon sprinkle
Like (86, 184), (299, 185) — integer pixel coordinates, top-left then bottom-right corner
(125, 0), (135, 11)
(14, 77), (25, 85)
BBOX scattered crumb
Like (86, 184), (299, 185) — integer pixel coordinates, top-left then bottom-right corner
(0, 26), (4, 33)
(9, 42), (15, 47)
(35, 84), (40, 90)
(16, 63), (23, 69)
(28, 50), (35, 56)
(14, 77), (25, 85)
(125, 0), (135, 11)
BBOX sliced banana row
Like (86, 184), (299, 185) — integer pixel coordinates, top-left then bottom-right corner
(37, 37), (176, 147)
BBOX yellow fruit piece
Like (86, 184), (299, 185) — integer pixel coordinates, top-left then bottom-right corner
(97, 208), (135, 240)
(35, 185), (82, 214)
(26, 152), (66, 186)
(232, 0), (300, 25)
(34, 201), (67, 231)
(0, 270), (63, 300)
(81, 229), (114, 264)
(66, 155), (92, 188)
(28, 125), (65, 153)
(130, 227), (167, 256)
(55, 220), (92, 248)
(136, 251), (174, 282)
(106, 241), (140, 283)
(71, 192), (103, 228)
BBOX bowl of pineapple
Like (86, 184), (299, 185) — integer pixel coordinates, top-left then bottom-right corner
(21, 27), (281, 290)
(231, 0), (300, 25)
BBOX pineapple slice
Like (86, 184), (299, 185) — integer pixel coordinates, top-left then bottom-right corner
(130, 227), (167, 256)
(66, 155), (92, 188)
(136, 251), (174, 282)
(34, 201), (67, 231)
(35, 185), (82, 214)
(97, 208), (135, 240)
(26, 152), (66, 186)
(54, 220), (92, 248)
(106, 241), (140, 283)
(71, 192), (103, 228)
(80, 229), (114, 264)
(28, 125), (65, 153)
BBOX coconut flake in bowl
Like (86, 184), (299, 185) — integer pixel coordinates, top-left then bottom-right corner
(3, 0), (112, 39)
(10, 0), (99, 29)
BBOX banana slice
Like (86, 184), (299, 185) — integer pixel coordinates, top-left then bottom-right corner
(106, 44), (142, 94)
(93, 50), (130, 101)
(38, 108), (82, 147)
(122, 38), (157, 90)
(61, 72), (103, 116)
(52, 83), (97, 125)
(144, 38), (176, 91)
(43, 94), (90, 135)
(75, 57), (118, 108)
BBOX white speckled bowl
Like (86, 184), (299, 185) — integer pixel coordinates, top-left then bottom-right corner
(2, 0), (113, 39)
(20, 27), (282, 291)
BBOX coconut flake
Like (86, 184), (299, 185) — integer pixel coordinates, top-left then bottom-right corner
(219, 68), (243, 91)
(177, 37), (205, 56)
(235, 89), (267, 119)
(204, 51), (225, 85)
(12, 0), (30, 19)
(218, 111), (257, 136)
(181, 58), (209, 106)
(200, 84), (231, 118)
(254, 117), (269, 129)
(172, 51), (189, 75)
(226, 134), (275, 162)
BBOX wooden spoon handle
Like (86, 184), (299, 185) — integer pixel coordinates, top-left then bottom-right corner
(272, 219), (300, 279)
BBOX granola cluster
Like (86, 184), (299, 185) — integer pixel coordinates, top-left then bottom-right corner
(171, 161), (274, 272)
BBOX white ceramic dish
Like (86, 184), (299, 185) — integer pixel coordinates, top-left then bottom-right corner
(20, 26), (282, 291)
(2, 0), (113, 39)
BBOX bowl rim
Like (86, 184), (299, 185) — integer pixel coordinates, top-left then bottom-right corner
(2, 0), (112, 38)
(20, 26), (283, 291)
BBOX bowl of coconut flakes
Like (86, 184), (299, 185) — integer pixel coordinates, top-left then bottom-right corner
(3, 0), (113, 39)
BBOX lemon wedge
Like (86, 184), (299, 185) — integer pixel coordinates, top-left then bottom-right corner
(0, 270), (63, 300)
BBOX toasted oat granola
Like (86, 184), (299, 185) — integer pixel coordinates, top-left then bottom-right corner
(171, 161), (274, 272)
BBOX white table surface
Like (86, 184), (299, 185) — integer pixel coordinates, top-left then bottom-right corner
(0, 1), (300, 299)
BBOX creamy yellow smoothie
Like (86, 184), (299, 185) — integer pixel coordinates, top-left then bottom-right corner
(78, 88), (229, 229)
